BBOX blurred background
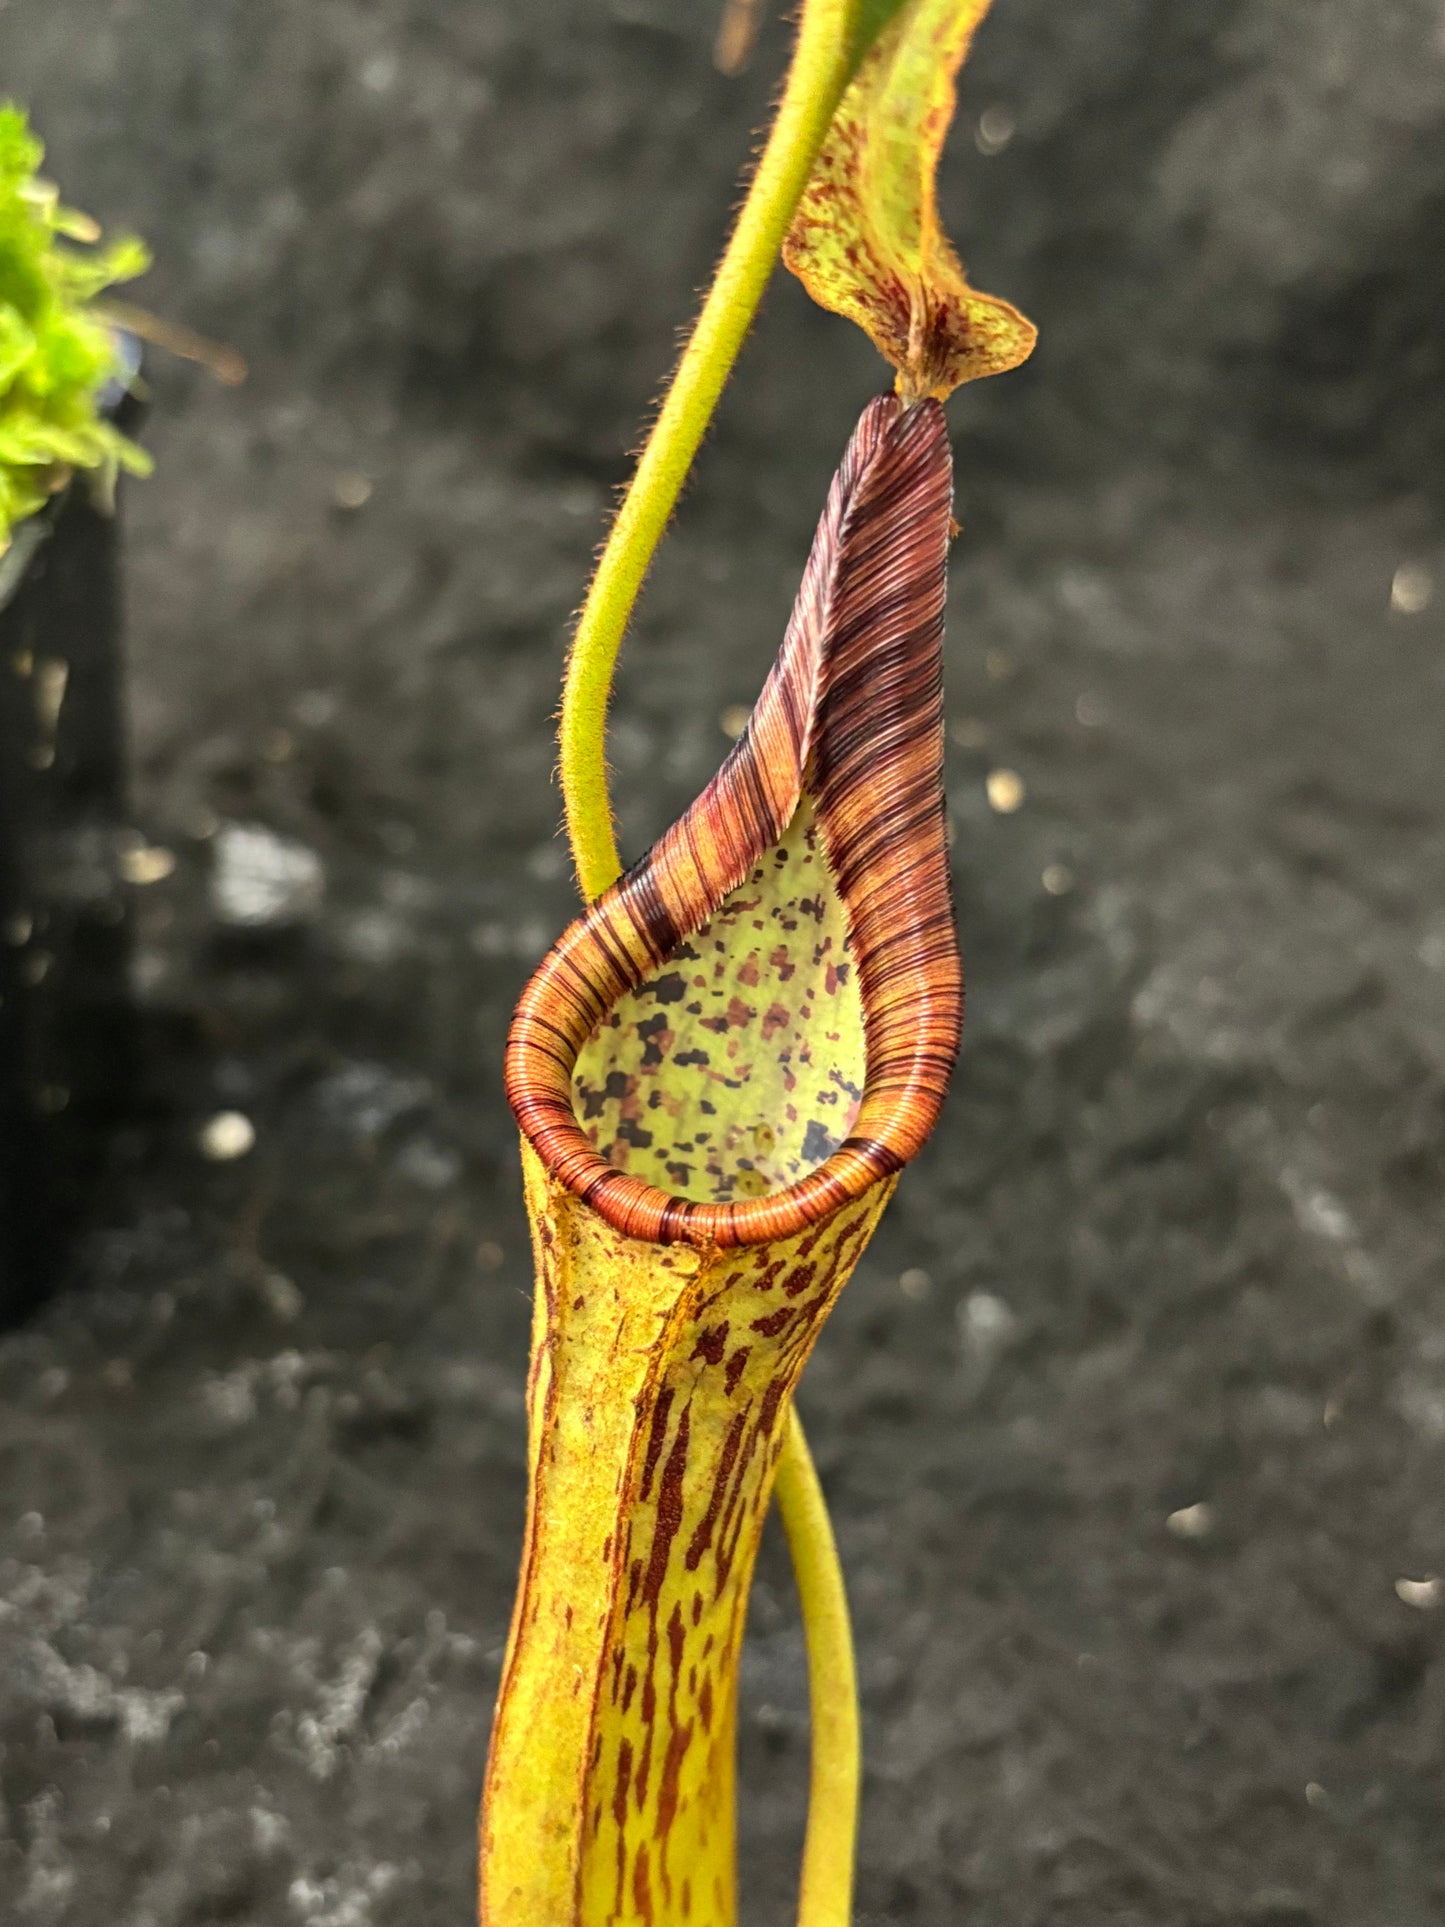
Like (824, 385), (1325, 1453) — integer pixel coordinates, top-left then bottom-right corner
(1, 1), (1443, 1922)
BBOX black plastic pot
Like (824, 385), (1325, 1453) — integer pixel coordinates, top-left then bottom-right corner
(0, 390), (140, 1322)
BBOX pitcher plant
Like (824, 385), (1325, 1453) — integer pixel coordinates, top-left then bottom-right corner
(480, 3), (1035, 1923)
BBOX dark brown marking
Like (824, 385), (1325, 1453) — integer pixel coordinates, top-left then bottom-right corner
(685, 1409), (747, 1572)
(641, 1405), (691, 1613)
(639, 1386), (675, 1503)
(655, 1718), (695, 1845)
(751, 1306), (794, 1337)
(690, 1322), (729, 1367)
(613, 1737), (633, 1834)
(667, 1601), (686, 1683)
(633, 1843), (654, 1926)
(723, 1347), (752, 1395)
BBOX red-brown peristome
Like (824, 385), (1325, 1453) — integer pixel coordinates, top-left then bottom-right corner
(504, 395), (962, 1247)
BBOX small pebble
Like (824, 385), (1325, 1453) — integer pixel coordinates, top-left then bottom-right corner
(986, 768), (1025, 813)
(211, 823), (324, 928)
(120, 844), (177, 886)
(360, 52), (398, 96)
(958, 1289), (1019, 1359)
(898, 1267), (932, 1300)
(975, 103), (1015, 155)
(1390, 562), (1432, 615)
(1304, 1782), (1329, 1810)
(34, 658), (68, 732)
(1394, 1575), (1440, 1610)
(719, 704), (751, 740)
(200, 1111), (256, 1161)
(334, 472), (374, 510)
(1042, 862), (1074, 895)
(1166, 1502), (1214, 1540)
(260, 1271), (304, 1321)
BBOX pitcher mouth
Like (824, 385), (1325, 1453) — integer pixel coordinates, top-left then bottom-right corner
(505, 395), (962, 1249)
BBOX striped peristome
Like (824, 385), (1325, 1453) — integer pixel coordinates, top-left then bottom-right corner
(504, 394), (962, 1249)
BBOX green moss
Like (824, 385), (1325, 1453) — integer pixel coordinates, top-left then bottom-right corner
(0, 102), (151, 555)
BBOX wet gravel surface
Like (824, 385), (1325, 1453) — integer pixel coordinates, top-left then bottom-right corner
(2, 2), (1444, 1923)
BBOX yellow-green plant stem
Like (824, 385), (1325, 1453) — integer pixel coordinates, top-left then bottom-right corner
(556, 9), (869, 1920)
(560, 0), (859, 897)
(774, 1403), (862, 1927)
